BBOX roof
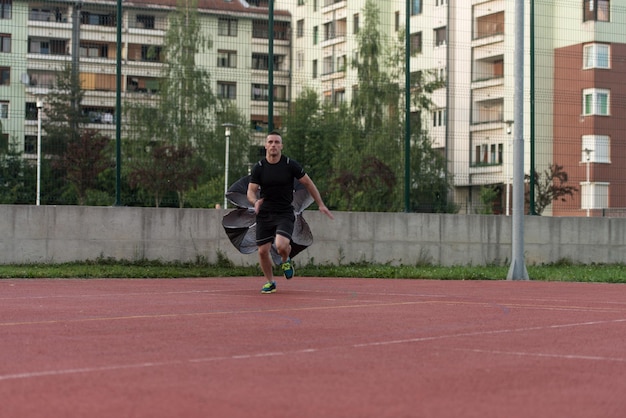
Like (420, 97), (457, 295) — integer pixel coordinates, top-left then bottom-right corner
(121, 0), (291, 18)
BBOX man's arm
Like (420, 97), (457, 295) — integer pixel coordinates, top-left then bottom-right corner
(298, 174), (334, 220)
(247, 182), (263, 213)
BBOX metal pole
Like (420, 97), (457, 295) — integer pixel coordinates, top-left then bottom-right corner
(507, 0), (529, 280)
(584, 148), (592, 217)
(529, 0), (536, 215)
(268, 0), (274, 132)
(36, 100), (43, 206)
(404, 0), (411, 212)
(115, 0), (122, 205)
(223, 128), (230, 209)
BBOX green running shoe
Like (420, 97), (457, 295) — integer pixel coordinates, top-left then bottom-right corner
(261, 281), (276, 294)
(281, 258), (294, 279)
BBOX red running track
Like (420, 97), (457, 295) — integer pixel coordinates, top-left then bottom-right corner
(1, 277), (625, 418)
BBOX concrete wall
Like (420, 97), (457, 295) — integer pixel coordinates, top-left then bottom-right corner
(2, 205), (626, 266)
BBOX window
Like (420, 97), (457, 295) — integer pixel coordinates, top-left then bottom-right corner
(80, 42), (108, 58)
(411, 0), (421, 16)
(218, 18), (238, 36)
(1, 0), (12, 19)
(135, 14), (155, 29)
(80, 11), (116, 27)
(140, 45), (162, 61)
(30, 38), (68, 55)
(353, 13), (359, 34)
(24, 135), (37, 154)
(323, 56), (333, 75)
(434, 27), (447, 47)
(395, 12), (400, 32)
(337, 55), (347, 71)
(1, 33), (10, 53)
(312, 59), (318, 78)
(298, 0), (305, 5)
(324, 22), (334, 40)
(436, 0), (447, 6)
(252, 84), (287, 101)
(583, 43), (610, 69)
(432, 109), (446, 127)
(473, 143), (502, 165)
(25, 102), (38, 120)
(475, 12), (504, 39)
(0, 67), (9, 85)
(582, 135), (610, 163)
(217, 50), (237, 68)
(252, 53), (284, 71)
(217, 82), (236, 100)
(0, 101), (8, 118)
(297, 51), (304, 69)
(297, 19), (304, 38)
(583, 88), (610, 116)
(313, 26), (318, 44)
(584, 0), (610, 22)
(410, 32), (422, 54)
(252, 20), (290, 40)
(581, 183), (609, 210)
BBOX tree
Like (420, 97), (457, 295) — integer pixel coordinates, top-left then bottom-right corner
(351, 0), (390, 134)
(53, 129), (113, 205)
(125, 0), (251, 208)
(525, 164), (578, 215)
(128, 144), (202, 208)
(40, 65), (113, 205)
(43, 64), (86, 156)
(0, 137), (35, 204)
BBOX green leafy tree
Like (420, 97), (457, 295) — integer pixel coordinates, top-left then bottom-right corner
(125, 0), (251, 208)
(0, 137), (36, 204)
(40, 65), (113, 205)
(52, 129), (113, 205)
(525, 164), (578, 215)
(128, 143), (202, 208)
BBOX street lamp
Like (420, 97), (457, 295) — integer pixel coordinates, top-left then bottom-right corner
(505, 120), (514, 216)
(36, 99), (43, 206)
(222, 123), (235, 209)
(583, 147), (593, 217)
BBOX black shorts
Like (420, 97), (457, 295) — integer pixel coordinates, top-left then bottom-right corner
(255, 211), (295, 246)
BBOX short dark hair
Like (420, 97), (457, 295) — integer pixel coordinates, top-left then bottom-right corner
(268, 130), (282, 138)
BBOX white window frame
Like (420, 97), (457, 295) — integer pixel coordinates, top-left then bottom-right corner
(0, 101), (8, 118)
(583, 88), (610, 116)
(581, 135), (610, 164)
(581, 182), (609, 210)
(583, 43), (610, 69)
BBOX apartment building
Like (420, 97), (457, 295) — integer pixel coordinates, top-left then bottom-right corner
(0, 0), (291, 156)
(2, 0), (625, 216)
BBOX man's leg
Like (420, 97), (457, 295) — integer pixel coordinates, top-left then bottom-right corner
(274, 234), (292, 263)
(258, 241), (274, 281)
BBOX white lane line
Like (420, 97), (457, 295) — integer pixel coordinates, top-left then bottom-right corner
(451, 348), (626, 363)
(1, 319), (624, 382)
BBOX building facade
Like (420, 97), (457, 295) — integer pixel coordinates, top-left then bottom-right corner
(1, 0), (624, 216)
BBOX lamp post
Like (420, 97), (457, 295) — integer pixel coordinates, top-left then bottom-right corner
(505, 120), (514, 216)
(583, 147), (593, 217)
(222, 123), (235, 209)
(36, 99), (43, 206)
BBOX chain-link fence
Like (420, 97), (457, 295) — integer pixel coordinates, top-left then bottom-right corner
(1, 0), (625, 215)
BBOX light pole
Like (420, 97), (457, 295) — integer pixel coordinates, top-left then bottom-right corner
(36, 99), (43, 206)
(222, 123), (235, 209)
(583, 147), (593, 217)
(505, 120), (514, 216)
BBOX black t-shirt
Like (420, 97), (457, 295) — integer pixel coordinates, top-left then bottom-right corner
(250, 156), (305, 213)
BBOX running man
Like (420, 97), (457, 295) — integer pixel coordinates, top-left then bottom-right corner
(247, 131), (334, 293)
